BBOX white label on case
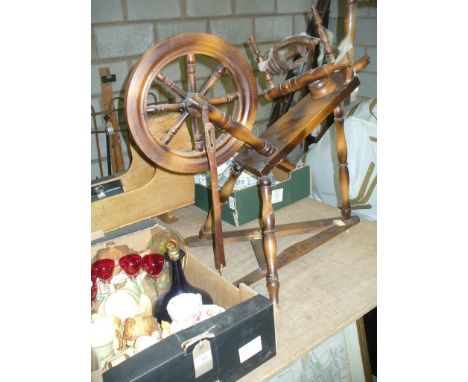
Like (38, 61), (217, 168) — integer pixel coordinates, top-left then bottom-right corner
(193, 339), (213, 378)
(228, 196), (237, 210)
(271, 188), (283, 204)
(238, 336), (262, 363)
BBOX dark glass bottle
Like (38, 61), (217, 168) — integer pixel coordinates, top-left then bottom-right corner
(153, 239), (213, 323)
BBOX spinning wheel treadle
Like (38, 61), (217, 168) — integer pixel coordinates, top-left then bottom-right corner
(125, 33), (260, 174)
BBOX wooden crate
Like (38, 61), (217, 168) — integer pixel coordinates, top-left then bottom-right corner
(91, 222), (276, 382)
(92, 113), (194, 235)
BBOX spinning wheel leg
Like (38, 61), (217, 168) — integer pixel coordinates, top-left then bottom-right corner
(334, 105), (351, 219)
(198, 162), (245, 239)
(259, 175), (279, 305)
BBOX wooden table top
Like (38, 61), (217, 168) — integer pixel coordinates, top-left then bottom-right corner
(166, 197), (377, 381)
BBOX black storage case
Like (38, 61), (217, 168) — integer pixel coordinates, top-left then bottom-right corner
(103, 294), (276, 382)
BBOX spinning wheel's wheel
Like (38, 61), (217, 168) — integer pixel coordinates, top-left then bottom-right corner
(125, 33), (258, 174)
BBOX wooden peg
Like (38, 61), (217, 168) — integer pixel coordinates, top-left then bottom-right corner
(249, 36), (275, 90)
(311, 6), (336, 63)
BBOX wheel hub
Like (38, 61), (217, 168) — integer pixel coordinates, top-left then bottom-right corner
(184, 93), (204, 118)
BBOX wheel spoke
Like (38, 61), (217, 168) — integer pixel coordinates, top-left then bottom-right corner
(154, 73), (188, 100)
(207, 92), (239, 106)
(186, 54), (204, 151)
(192, 117), (204, 151)
(161, 111), (189, 145)
(147, 102), (184, 113)
(151, 51), (246, 155)
(187, 54), (197, 93)
(199, 64), (226, 96)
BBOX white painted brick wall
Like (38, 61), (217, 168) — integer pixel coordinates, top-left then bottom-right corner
(186, 0), (232, 17)
(156, 20), (208, 41)
(91, 97), (102, 114)
(277, 0), (316, 14)
(255, 15), (293, 42)
(91, 0), (124, 23)
(354, 17), (377, 46)
(256, 98), (274, 121)
(91, 0), (377, 176)
(94, 23), (154, 59)
(126, 0), (182, 20)
(91, 0), (376, 98)
(354, 72), (376, 98)
(91, 33), (98, 61)
(210, 17), (254, 44)
(294, 14), (309, 34)
(235, 0), (275, 15)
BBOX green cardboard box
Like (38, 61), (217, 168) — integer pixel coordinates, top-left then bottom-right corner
(195, 165), (311, 227)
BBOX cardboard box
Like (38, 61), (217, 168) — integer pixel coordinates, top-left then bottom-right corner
(92, 221), (276, 382)
(195, 165), (311, 227)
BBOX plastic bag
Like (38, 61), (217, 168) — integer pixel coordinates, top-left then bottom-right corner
(305, 98), (377, 221)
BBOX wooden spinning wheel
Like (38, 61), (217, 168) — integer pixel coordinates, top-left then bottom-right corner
(124, 0), (370, 306)
(125, 33), (261, 174)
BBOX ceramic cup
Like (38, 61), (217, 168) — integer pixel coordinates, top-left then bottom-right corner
(199, 304), (226, 321)
(167, 293), (202, 323)
(103, 289), (140, 321)
(133, 335), (158, 354)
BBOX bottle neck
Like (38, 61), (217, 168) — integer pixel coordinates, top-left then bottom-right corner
(169, 251), (187, 288)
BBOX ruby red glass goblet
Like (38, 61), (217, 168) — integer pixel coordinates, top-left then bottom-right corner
(119, 254), (142, 280)
(91, 280), (97, 304)
(142, 253), (165, 295)
(142, 254), (164, 278)
(91, 266), (98, 284)
(91, 258), (115, 284)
